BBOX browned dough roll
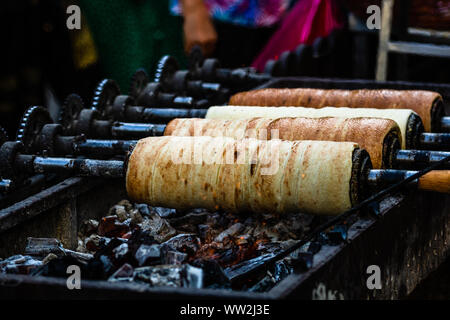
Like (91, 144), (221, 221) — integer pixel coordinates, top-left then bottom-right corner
(229, 88), (443, 132)
(164, 117), (401, 169)
(126, 136), (361, 216)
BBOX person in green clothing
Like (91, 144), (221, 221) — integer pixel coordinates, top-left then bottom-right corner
(79, 0), (187, 93)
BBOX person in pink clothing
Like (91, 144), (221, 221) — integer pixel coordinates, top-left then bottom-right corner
(173, 0), (295, 67)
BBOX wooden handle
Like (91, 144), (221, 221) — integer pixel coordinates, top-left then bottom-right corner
(417, 170), (450, 194)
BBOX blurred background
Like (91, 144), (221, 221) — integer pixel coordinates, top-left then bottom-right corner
(1, 0), (449, 138)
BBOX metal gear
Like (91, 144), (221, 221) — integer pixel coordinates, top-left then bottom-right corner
(129, 68), (150, 98)
(16, 106), (53, 154)
(91, 79), (121, 119)
(188, 45), (204, 72)
(154, 55), (179, 84)
(59, 94), (84, 135)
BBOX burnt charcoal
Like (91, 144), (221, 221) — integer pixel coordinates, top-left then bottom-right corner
(163, 234), (201, 257)
(133, 264), (203, 288)
(110, 205), (128, 222)
(140, 212), (176, 243)
(42, 253), (58, 265)
(135, 244), (161, 266)
(197, 224), (212, 242)
(168, 212), (209, 228)
(24, 238), (65, 257)
(113, 243), (130, 261)
(64, 250), (93, 262)
(79, 219), (99, 237)
(267, 222), (297, 241)
(214, 223), (243, 242)
(191, 259), (230, 289)
(98, 216), (130, 238)
(94, 237), (127, 259)
(153, 207), (177, 218)
(31, 256), (87, 278)
(133, 265), (182, 287)
(0, 255), (43, 275)
(182, 265), (203, 289)
(128, 229), (158, 247)
(163, 250), (188, 265)
(135, 203), (151, 217)
(129, 209), (143, 227)
(207, 212), (230, 229)
(85, 234), (107, 252)
(117, 199), (133, 212)
(108, 263), (134, 282)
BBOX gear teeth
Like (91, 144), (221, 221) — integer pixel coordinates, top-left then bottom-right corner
(59, 93), (84, 124)
(129, 68), (149, 98)
(16, 106), (52, 153)
(154, 55), (179, 84)
(91, 79), (120, 118)
(188, 45), (204, 71)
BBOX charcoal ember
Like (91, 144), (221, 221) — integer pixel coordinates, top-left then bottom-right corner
(214, 223), (244, 242)
(140, 213), (176, 243)
(85, 234), (107, 252)
(108, 263), (134, 282)
(79, 219), (99, 237)
(135, 244), (161, 266)
(192, 242), (223, 261)
(0, 255), (43, 275)
(24, 238), (65, 257)
(191, 259), (230, 289)
(163, 234), (201, 256)
(163, 250), (188, 265)
(133, 264), (203, 288)
(98, 215), (130, 237)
